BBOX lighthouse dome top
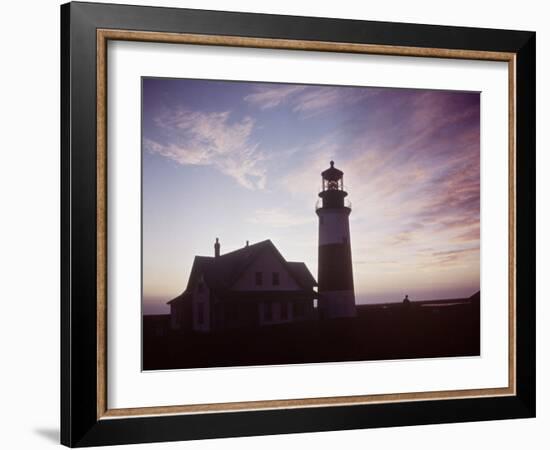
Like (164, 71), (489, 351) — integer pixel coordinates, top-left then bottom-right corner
(321, 160), (344, 181)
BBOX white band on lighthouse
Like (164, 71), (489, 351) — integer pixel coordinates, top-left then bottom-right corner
(317, 208), (352, 246)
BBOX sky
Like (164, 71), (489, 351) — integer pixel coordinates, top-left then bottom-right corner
(142, 77), (480, 315)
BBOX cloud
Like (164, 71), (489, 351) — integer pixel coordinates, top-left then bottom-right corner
(429, 247), (479, 267)
(244, 84), (382, 117)
(145, 109), (266, 190)
(432, 247), (478, 257)
(244, 85), (307, 110)
(247, 207), (314, 228)
(279, 89), (480, 278)
(291, 87), (348, 117)
(454, 227), (480, 242)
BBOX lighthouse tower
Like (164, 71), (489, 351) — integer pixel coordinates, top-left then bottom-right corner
(316, 161), (356, 318)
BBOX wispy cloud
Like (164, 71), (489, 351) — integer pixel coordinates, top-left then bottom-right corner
(245, 84), (382, 117)
(145, 109), (267, 190)
(244, 85), (307, 110)
(291, 87), (347, 117)
(429, 247), (479, 267)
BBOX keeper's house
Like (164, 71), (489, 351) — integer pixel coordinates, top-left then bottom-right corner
(168, 239), (317, 332)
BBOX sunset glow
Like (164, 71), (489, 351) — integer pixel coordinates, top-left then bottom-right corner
(142, 78), (480, 314)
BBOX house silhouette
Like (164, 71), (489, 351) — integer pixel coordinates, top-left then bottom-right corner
(168, 239), (318, 332)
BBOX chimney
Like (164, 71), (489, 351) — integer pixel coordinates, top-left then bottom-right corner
(245, 240), (249, 247)
(214, 237), (220, 258)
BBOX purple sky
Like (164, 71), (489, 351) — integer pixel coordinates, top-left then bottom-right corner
(142, 78), (480, 315)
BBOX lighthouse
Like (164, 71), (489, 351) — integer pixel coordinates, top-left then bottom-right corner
(316, 161), (356, 318)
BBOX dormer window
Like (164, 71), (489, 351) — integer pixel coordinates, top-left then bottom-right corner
(255, 272), (263, 286)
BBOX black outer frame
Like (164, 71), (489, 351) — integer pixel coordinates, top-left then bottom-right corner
(60, 1), (535, 447)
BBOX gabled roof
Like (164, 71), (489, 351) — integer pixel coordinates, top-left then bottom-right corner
(167, 240), (317, 304)
(167, 290), (189, 305)
(287, 262), (317, 288)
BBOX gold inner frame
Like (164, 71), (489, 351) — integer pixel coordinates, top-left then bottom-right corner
(96, 29), (517, 420)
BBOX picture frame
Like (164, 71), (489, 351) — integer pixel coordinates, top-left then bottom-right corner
(60, 1), (535, 447)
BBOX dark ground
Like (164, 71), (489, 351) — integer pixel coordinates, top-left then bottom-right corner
(142, 299), (480, 371)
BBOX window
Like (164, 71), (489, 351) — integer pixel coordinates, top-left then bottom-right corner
(255, 272), (263, 286)
(264, 301), (272, 321)
(281, 302), (288, 320)
(197, 282), (204, 293)
(197, 303), (204, 325)
(272, 272), (280, 286)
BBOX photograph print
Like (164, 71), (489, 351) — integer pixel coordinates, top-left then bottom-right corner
(142, 77), (481, 371)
